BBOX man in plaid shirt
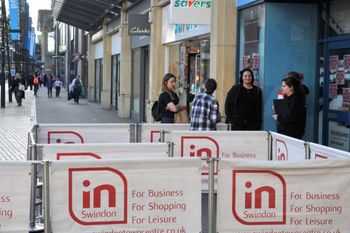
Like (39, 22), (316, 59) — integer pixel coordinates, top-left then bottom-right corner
(190, 78), (221, 131)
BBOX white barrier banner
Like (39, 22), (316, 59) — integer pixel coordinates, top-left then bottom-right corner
(0, 162), (31, 233)
(41, 143), (169, 160)
(50, 158), (201, 233)
(37, 123), (131, 144)
(217, 159), (350, 232)
(270, 132), (306, 161)
(139, 123), (229, 143)
(309, 142), (350, 160)
(172, 131), (268, 173)
(139, 124), (189, 143)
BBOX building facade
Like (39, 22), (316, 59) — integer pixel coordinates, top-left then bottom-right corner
(51, 0), (350, 151)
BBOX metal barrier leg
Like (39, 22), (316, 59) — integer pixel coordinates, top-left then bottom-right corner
(29, 160), (37, 229)
(43, 161), (51, 233)
(268, 132), (273, 161)
(208, 158), (216, 233)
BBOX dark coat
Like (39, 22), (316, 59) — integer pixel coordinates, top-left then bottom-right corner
(276, 93), (306, 139)
(225, 84), (262, 130)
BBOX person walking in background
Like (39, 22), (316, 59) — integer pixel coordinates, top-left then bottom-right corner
(272, 72), (306, 139)
(158, 73), (186, 123)
(72, 75), (82, 103)
(33, 73), (40, 96)
(13, 73), (25, 106)
(225, 68), (262, 130)
(46, 74), (53, 98)
(54, 76), (63, 98)
(190, 78), (220, 131)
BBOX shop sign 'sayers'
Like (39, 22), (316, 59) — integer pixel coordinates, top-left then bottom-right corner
(173, 0), (212, 8)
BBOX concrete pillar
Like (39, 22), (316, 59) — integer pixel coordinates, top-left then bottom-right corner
(118, 3), (132, 118)
(41, 27), (49, 74)
(210, 0), (237, 119)
(88, 34), (95, 101)
(101, 22), (112, 109)
(118, 2), (131, 118)
(148, 0), (164, 122)
(65, 25), (71, 88)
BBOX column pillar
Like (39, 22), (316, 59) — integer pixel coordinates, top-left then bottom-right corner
(88, 34), (95, 101)
(118, 3), (132, 118)
(148, 0), (164, 122)
(210, 0), (237, 118)
(101, 22), (112, 109)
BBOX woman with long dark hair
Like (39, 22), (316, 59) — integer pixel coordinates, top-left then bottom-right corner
(225, 68), (262, 130)
(272, 72), (306, 139)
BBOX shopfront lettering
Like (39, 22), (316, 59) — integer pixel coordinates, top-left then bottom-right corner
(130, 27), (150, 35)
(173, 0), (212, 8)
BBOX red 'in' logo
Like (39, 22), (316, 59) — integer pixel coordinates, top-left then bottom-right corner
(56, 152), (101, 160)
(150, 130), (161, 143)
(48, 131), (84, 144)
(69, 167), (128, 225)
(276, 139), (288, 161)
(314, 153), (328, 160)
(232, 170), (286, 225)
(181, 136), (219, 175)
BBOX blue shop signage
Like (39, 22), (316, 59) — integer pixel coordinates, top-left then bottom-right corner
(236, 0), (258, 7)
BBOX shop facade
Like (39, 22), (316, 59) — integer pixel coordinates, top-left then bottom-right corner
(162, 4), (211, 116)
(236, 0), (350, 151)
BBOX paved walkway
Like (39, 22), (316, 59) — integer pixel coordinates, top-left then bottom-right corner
(0, 83), (133, 160)
(0, 83), (36, 160)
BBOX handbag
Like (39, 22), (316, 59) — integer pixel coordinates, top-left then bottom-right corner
(18, 84), (25, 91)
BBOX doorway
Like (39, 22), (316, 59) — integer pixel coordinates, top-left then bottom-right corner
(324, 39), (350, 151)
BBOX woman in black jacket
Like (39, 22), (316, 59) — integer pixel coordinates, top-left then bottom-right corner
(272, 72), (306, 139)
(225, 68), (262, 130)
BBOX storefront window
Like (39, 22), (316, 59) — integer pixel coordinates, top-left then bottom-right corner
(239, 4), (265, 87)
(330, 0), (350, 37)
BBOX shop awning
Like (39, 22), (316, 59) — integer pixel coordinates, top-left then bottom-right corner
(52, 0), (138, 31)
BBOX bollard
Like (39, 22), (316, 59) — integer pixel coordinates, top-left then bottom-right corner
(43, 161), (51, 233)
(207, 157), (216, 233)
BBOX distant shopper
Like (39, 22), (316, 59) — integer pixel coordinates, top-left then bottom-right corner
(158, 73), (186, 123)
(47, 75), (53, 98)
(33, 73), (40, 96)
(13, 73), (25, 106)
(225, 68), (262, 130)
(71, 75), (82, 103)
(54, 76), (63, 98)
(190, 78), (220, 131)
(272, 72), (306, 139)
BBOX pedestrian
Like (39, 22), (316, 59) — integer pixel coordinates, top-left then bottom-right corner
(272, 71), (306, 139)
(296, 72), (309, 96)
(47, 75), (53, 98)
(71, 75), (82, 103)
(33, 73), (40, 96)
(158, 73), (186, 123)
(190, 78), (220, 131)
(13, 73), (25, 106)
(54, 76), (63, 98)
(225, 67), (262, 130)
